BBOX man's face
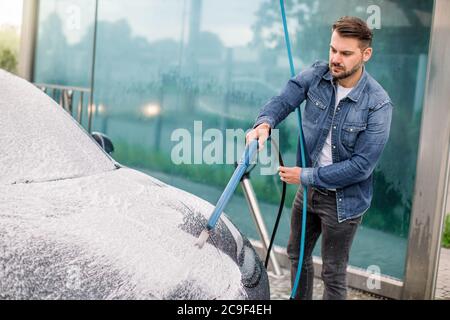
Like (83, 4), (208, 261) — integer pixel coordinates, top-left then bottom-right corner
(329, 30), (372, 81)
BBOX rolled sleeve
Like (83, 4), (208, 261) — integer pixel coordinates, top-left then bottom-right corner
(253, 116), (276, 130)
(300, 167), (315, 187)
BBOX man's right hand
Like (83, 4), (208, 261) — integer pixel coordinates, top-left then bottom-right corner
(246, 122), (271, 151)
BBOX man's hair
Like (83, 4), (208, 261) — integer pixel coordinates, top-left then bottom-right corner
(332, 16), (373, 49)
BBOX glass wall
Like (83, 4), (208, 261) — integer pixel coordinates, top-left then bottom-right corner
(33, 0), (434, 279)
(34, 0), (96, 87)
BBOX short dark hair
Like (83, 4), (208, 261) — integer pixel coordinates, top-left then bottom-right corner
(332, 16), (373, 48)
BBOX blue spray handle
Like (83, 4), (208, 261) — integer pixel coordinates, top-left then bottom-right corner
(206, 139), (258, 230)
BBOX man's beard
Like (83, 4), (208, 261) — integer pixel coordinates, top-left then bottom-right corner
(330, 60), (364, 80)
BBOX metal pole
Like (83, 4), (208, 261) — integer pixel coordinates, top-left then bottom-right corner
(240, 174), (283, 276)
(402, 0), (450, 299)
(67, 90), (73, 114)
(88, 0), (99, 133)
(18, 0), (39, 81)
(77, 92), (84, 124)
(59, 89), (64, 109)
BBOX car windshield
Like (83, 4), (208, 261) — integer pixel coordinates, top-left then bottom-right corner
(0, 70), (116, 185)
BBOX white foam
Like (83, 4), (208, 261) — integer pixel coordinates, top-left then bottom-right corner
(0, 69), (116, 185)
(0, 168), (246, 299)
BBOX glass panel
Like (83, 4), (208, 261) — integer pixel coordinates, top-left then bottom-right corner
(34, 0), (96, 87)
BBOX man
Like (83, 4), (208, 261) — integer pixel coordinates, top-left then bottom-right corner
(246, 16), (393, 300)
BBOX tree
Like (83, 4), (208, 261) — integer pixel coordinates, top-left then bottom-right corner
(0, 47), (17, 73)
(0, 26), (20, 74)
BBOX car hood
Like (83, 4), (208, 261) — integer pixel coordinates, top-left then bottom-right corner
(0, 167), (247, 299)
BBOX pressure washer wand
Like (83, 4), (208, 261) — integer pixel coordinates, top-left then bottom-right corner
(195, 139), (259, 249)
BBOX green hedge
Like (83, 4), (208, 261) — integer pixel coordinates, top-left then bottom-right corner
(442, 215), (450, 248)
(0, 27), (19, 74)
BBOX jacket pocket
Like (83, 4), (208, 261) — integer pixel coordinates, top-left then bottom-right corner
(341, 122), (367, 149)
(305, 91), (327, 124)
(307, 91), (327, 110)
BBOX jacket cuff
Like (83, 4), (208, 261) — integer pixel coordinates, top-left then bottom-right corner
(300, 167), (315, 187)
(253, 116), (275, 131)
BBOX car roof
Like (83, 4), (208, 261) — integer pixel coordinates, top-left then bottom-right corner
(0, 70), (116, 185)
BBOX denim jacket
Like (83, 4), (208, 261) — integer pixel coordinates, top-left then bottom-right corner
(254, 61), (393, 222)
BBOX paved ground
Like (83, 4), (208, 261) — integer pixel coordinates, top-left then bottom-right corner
(436, 247), (450, 300)
(268, 269), (385, 300)
(269, 247), (450, 300)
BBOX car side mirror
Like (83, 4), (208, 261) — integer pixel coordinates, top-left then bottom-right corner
(91, 132), (114, 155)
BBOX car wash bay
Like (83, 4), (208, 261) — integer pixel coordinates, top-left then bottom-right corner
(20, 0), (450, 299)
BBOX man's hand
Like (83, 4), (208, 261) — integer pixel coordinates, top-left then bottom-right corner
(246, 122), (271, 151)
(278, 166), (302, 184)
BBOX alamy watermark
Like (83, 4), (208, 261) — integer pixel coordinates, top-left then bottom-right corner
(366, 265), (382, 290)
(357, 4), (382, 30)
(66, 265), (82, 290)
(170, 121), (280, 175)
(66, 5), (81, 31)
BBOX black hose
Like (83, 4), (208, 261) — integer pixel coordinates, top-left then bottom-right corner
(264, 138), (286, 269)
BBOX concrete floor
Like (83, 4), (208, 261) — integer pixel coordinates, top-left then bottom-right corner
(435, 248), (450, 300)
(270, 245), (450, 300)
(268, 269), (385, 300)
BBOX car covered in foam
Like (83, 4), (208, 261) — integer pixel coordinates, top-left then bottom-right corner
(0, 69), (270, 300)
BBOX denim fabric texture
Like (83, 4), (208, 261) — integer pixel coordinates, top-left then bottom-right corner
(254, 61), (393, 222)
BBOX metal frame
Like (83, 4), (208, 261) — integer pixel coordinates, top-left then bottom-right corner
(18, 0), (39, 81)
(34, 83), (91, 125)
(402, 0), (450, 299)
(88, 0), (99, 133)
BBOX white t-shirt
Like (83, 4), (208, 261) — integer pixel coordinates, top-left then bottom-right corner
(317, 84), (353, 171)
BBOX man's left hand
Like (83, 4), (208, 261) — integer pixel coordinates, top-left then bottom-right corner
(278, 166), (301, 185)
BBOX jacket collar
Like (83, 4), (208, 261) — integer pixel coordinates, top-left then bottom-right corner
(322, 65), (368, 102)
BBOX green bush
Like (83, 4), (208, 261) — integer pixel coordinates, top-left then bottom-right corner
(0, 48), (17, 73)
(442, 215), (450, 248)
(0, 26), (20, 74)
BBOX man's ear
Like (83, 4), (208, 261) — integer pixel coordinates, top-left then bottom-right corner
(363, 47), (372, 62)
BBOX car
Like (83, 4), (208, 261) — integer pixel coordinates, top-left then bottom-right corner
(0, 69), (270, 300)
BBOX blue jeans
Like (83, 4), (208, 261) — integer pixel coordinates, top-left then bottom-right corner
(287, 186), (361, 300)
